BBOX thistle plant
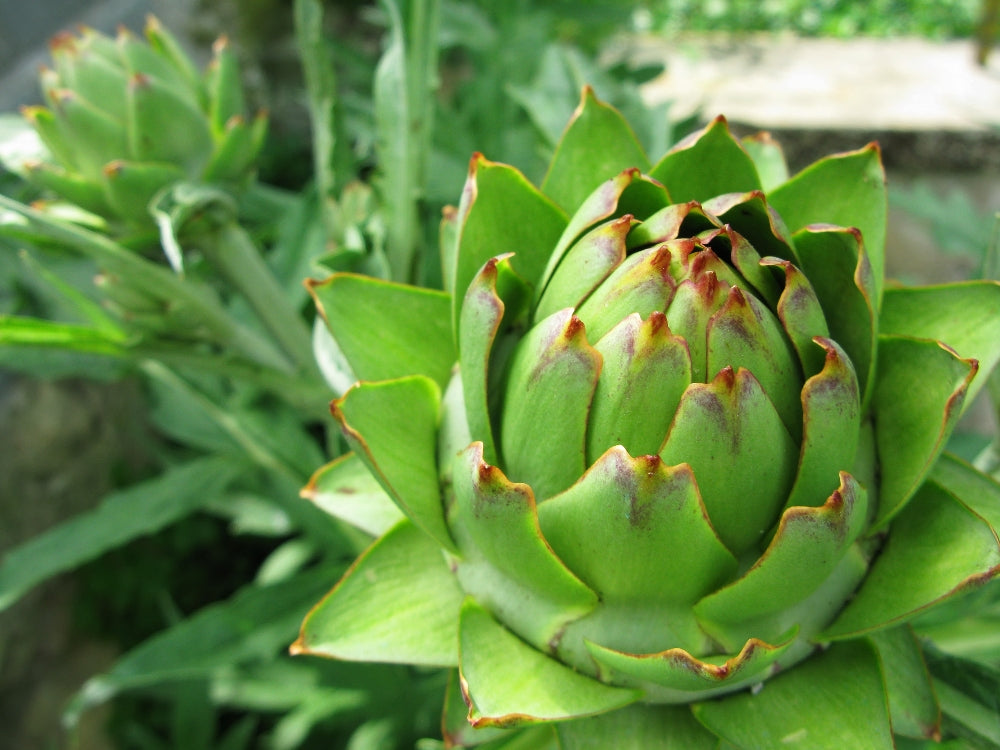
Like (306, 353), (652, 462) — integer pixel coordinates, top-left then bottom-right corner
(295, 90), (1000, 748)
(0, 17), (320, 378)
(18, 17), (266, 232)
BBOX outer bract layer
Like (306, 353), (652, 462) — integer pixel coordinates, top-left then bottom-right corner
(297, 89), (1000, 749)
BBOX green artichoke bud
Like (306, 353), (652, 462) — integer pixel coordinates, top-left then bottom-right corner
(20, 17), (266, 228)
(297, 89), (1000, 748)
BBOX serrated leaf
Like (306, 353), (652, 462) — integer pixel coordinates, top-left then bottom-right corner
(880, 281), (1000, 413)
(873, 336), (977, 526)
(821, 480), (1000, 640)
(692, 640), (894, 750)
(293, 520), (464, 666)
(650, 116), (761, 203)
(769, 144), (886, 307)
(309, 274), (455, 390)
(64, 564), (341, 725)
(0, 455), (242, 611)
(541, 86), (650, 213)
(333, 375), (455, 553)
(556, 704), (718, 750)
(458, 598), (640, 727)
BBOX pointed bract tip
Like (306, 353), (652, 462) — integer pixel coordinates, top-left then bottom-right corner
(48, 31), (77, 54)
(714, 364), (737, 388)
(565, 315), (587, 341)
(102, 160), (125, 177)
(646, 309), (668, 334)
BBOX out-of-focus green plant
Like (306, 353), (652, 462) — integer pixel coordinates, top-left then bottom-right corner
(12, 18), (266, 235)
(651, 0), (980, 38)
(297, 89), (1000, 748)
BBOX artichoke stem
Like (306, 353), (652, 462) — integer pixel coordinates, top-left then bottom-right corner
(200, 222), (319, 377)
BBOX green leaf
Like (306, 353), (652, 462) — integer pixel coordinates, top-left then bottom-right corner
(499, 308), (601, 500)
(458, 597), (640, 728)
(64, 564), (341, 724)
(703, 191), (797, 265)
(101, 158), (185, 224)
(693, 640), (894, 750)
(205, 36), (246, 136)
(443, 670), (561, 749)
(930, 452), (1000, 533)
(0, 194), (293, 372)
(294, 520), (464, 666)
(586, 311), (692, 463)
(782, 338), (861, 511)
(48, 89), (129, 180)
(869, 626), (941, 740)
(872, 336), (977, 527)
(574, 244), (675, 344)
(763, 258), (830, 378)
(450, 154), (567, 322)
(541, 86), (650, 213)
(302, 452), (404, 537)
(792, 225), (877, 405)
(459, 254), (530, 464)
(0, 455), (242, 612)
(880, 281), (1000, 412)
(924, 646), (1000, 749)
(650, 116), (762, 203)
(309, 274), (455, 390)
(588, 633), (795, 702)
(769, 144), (886, 307)
(742, 132), (789, 192)
(126, 71), (214, 173)
(450, 442), (597, 653)
(534, 214), (632, 324)
(333, 375), (455, 552)
(0, 316), (131, 379)
(659, 367), (797, 557)
(706, 286), (803, 440)
(556, 704), (718, 750)
(538, 447), (736, 656)
(626, 201), (719, 250)
(695, 472), (868, 649)
(821, 480), (1000, 640)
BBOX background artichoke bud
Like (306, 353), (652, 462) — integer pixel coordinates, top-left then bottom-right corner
(20, 17), (266, 229)
(299, 88), (1000, 748)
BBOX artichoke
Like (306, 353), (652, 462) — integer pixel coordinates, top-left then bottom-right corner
(19, 17), (266, 229)
(296, 89), (1000, 748)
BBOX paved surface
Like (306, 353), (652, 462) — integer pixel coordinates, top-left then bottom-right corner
(636, 33), (1000, 133)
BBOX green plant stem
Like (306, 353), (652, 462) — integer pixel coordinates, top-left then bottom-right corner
(138, 344), (331, 420)
(375, 0), (441, 284)
(199, 222), (318, 376)
(0, 195), (292, 372)
(295, 0), (341, 238)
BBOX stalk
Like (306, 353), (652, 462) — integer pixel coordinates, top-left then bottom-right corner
(199, 221), (318, 376)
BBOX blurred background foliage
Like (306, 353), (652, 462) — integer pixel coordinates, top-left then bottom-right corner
(648, 0), (981, 37)
(0, 0), (997, 748)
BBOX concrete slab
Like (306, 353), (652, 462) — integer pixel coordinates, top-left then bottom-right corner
(636, 33), (1000, 133)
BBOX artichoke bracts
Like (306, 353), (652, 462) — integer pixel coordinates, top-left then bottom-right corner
(296, 89), (1000, 748)
(20, 17), (266, 230)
